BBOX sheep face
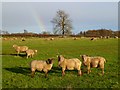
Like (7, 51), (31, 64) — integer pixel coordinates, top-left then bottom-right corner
(58, 55), (64, 66)
(46, 58), (53, 64)
(82, 55), (88, 66)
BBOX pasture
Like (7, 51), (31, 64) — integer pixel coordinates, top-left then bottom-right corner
(1, 37), (119, 88)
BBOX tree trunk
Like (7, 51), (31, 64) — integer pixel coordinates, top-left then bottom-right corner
(62, 17), (65, 37)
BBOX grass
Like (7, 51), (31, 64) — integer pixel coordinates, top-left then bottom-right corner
(1, 37), (119, 88)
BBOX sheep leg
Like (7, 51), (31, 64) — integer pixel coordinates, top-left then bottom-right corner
(31, 71), (35, 78)
(78, 70), (82, 76)
(45, 71), (48, 78)
(62, 68), (65, 76)
(101, 68), (104, 75)
(87, 66), (91, 74)
(26, 55), (28, 59)
(17, 51), (19, 56)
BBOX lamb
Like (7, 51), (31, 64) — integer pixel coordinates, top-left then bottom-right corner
(13, 44), (28, 55)
(81, 55), (106, 75)
(26, 49), (37, 58)
(58, 55), (82, 76)
(30, 58), (53, 78)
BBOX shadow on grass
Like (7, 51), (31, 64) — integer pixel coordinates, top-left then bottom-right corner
(4, 67), (30, 76)
(1, 53), (27, 58)
(4, 66), (85, 77)
(4, 66), (62, 76)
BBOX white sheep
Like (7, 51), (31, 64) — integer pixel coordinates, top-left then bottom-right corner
(30, 58), (53, 78)
(58, 55), (82, 76)
(73, 37), (77, 40)
(81, 55), (106, 75)
(13, 44), (28, 55)
(91, 37), (97, 41)
(50, 38), (54, 40)
(26, 49), (37, 58)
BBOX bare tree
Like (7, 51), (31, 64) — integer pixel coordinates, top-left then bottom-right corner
(51, 10), (72, 36)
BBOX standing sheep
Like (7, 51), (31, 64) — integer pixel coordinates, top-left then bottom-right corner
(30, 58), (53, 78)
(26, 49), (37, 58)
(81, 55), (106, 75)
(13, 44), (28, 55)
(58, 55), (82, 76)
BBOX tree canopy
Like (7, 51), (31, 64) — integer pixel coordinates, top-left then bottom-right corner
(51, 10), (72, 36)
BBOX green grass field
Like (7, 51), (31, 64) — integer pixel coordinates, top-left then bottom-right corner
(1, 37), (119, 88)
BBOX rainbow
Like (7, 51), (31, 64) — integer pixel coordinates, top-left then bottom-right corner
(31, 8), (46, 32)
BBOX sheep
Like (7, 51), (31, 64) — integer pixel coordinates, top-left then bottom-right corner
(26, 49), (37, 58)
(21, 38), (25, 41)
(81, 55), (106, 75)
(13, 44), (28, 55)
(91, 37), (97, 41)
(58, 55), (82, 76)
(30, 58), (53, 78)
(114, 36), (118, 39)
(106, 36), (110, 39)
(50, 38), (54, 40)
(73, 37), (77, 40)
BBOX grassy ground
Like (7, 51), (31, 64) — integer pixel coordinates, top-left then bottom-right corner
(1, 37), (119, 88)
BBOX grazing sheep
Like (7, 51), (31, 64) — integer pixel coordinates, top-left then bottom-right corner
(114, 36), (118, 39)
(73, 37), (77, 40)
(99, 36), (103, 39)
(50, 38), (54, 40)
(58, 55), (82, 76)
(13, 44), (28, 55)
(106, 36), (110, 39)
(81, 55), (106, 75)
(21, 38), (25, 41)
(91, 37), (97, 41)
(26, 49), (37, 58)
(30, 58), (53, 78)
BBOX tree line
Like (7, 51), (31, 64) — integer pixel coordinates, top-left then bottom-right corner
(77, 29), (119, 37)
(1, 29), (119, 38)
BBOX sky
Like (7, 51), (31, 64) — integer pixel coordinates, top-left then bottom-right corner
(0, 0), (119, 34)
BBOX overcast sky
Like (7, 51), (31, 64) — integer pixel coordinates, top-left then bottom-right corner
(1, 1), (119, 34)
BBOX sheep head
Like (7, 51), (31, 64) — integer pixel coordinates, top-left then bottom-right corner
(58, 55), (65, 66)
(81, 55), (88, 66)
(46, 58), (53, 64)
(58, 55), (64, 62)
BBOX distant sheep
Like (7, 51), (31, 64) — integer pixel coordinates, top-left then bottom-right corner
(30, 58), (53, 78)
(81, 55), (106, 75)
(50, 38), (54, 40)
(58, 55), (82, 76)
(114, 36), (118, 39)
(73, 37), (77, 40)
(26, 49), (37, 58)
(21, 38), (25, 41)
(13, 44), (28, 55)
(91, 37), (97, 41)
